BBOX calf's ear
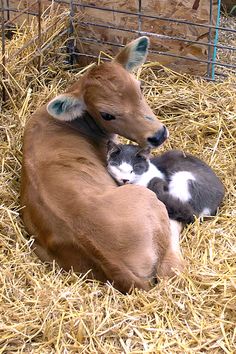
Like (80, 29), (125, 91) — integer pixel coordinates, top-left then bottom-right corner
(47, 94), (86, 121)
(114, 36), (149, 72)
(136, 147), (151, 159)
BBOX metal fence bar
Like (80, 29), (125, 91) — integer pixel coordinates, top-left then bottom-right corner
(55, 0), (236, 34)
(207, 0), (214, 78)
(211, 0), (222, 80)
(138, 0), (142, 35)
(5, 19), (68, 64)
(75, 36), (236, 71)
(1, 0), (6, 102)
(76, 20), (236, 53)
(15, 29), (70, 68)
(150, 50), (236, 71)
(6, 0), (10, 21)
(1, 0), (235, 84)
(61, 50), (233, 80)
(3, 13), (34, 27)
(37, 0), (42, 71)
(1, 8), (38, 16)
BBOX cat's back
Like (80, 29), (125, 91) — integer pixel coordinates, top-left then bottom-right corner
(151, 149), (224, 215)
(151, 150), (218, 179)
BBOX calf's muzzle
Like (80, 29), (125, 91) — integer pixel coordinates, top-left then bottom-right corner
(147, 125), (168, 147)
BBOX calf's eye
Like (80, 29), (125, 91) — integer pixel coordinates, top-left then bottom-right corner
(100, 112), (116, 121)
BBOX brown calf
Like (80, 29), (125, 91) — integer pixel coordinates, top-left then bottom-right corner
(21, 37), (183, 292)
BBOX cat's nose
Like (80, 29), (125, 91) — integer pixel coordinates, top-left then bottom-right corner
(122, 179), (129, 184)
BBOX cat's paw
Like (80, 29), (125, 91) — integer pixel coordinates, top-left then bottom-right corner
(168, 203), (195, 224)
(148, 177), (168, 196)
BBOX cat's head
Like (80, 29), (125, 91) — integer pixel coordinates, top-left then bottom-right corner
(107, 141), (151, 185)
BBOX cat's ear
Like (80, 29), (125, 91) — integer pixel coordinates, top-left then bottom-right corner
(136, 147), (151, 159)
(107, 140), (121, 158)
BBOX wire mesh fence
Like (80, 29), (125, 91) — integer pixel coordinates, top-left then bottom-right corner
(1, 0), (236, 100)
(60, 0), (236, 80)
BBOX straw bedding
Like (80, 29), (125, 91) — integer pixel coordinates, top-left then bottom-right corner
(0, 13), (236, 354)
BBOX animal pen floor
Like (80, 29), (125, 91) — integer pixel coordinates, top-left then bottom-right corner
(0, 13), (236, 354)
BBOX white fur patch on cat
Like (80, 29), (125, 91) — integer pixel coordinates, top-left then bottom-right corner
(108, 162), (135, 185)
(199, 207), (211, 217)
(135, 162), (165, 187)
(169, 219), (183, 255)
(168, 171), (196, 202)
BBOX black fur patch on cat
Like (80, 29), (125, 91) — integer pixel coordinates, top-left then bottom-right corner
(148, 177), (195, 224)
(151, 150), (225, 216)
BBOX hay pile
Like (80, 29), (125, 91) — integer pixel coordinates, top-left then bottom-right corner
(1, 13), (236, 353)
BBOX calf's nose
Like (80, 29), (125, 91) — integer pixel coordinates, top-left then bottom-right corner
(147, 125), (168, 147)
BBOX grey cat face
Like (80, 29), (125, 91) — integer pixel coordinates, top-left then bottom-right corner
(107, 141), (150, 185)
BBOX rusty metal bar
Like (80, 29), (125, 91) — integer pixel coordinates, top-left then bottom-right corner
(1, 0), (6, 102)
(2, 8), (38, 16)
(67, 0), (76, 65)
(138, 0), (142, 36)
(15, 29), (69, 69)
(6, 0), (9, 21)
(5, 17), (68, 64)
(37, 0), (42, 71)
(3, 0), (39, 27)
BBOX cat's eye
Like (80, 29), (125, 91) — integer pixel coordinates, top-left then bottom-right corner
(100, 112), (116, 121)
(110, 150), (120, 159)
(133, 164), (142, 172)
(110, 160), (119, 166)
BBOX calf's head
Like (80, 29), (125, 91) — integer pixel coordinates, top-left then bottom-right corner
(47, 36), (168, 148)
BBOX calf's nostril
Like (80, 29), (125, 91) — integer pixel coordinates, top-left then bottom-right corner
(147, 125), (168, 147)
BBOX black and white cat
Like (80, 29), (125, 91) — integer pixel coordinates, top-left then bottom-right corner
(107, 141), (225, 225)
